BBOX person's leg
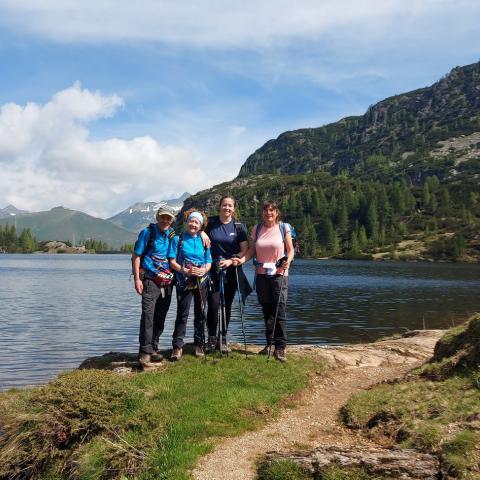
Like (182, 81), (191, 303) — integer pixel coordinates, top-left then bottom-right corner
(223, 267), (237, 335)
(139, 278), (161, 355)
(207, 271), (220, 338)
(272, 276), (288, 349)
(152, 286), (173, 352)
(193, 283), (208, 347)
(255, 274), (275, 346)
(172, 288), (193, 349)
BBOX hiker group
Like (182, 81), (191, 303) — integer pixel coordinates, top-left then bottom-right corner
(131, 196), (295, 366)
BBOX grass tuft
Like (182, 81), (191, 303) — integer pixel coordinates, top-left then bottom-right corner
(257, 458), (311, 480)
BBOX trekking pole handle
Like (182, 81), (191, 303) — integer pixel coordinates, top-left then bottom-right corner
(276, 255), (289, 268)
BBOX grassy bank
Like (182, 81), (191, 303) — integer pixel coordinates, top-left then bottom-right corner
(342, 314), (480, 479)
(0, 350), (324, 480)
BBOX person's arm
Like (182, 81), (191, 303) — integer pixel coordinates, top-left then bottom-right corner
(170, 257), (192, 276)
(243, 226), (256, 264)
(231, 240), (248, 266)
(200, 230), (211, 248)
(280, 231), (295, 271)
(131, 253), (143, 295)
(193, 246), (212, 276)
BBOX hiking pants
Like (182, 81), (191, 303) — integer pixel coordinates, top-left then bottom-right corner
(172, 283), (208, 349)
(139, 278), (172, 354)
(207, 266), (237, 337)
(255, 274), (288, 348)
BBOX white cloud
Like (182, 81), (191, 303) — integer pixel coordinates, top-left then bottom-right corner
(1, 0), (478, 50)
(0, 84), (220, 217)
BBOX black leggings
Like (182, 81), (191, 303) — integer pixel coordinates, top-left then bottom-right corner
(255, 274), (288, 348)
(207, 266), (238, 337)
(172, 283), (208, 348)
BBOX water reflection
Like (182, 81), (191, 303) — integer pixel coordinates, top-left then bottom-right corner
(0, 255), (479, 390)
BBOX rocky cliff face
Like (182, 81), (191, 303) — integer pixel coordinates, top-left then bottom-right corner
(239, 62), (480, 184)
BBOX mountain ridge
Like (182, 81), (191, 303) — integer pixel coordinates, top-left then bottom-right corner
(238, 61), (480, 184)
(181, 61), (480, 261)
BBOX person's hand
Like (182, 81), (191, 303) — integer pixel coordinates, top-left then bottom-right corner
(281, 259), (291, 270)
(134, 279), (143, 295)
(182, 265), (192, 277)
(219, 258), (232, 269)
(231, 256), (244, 266)
(200, 231), (211, 248)
(192, 266), (206, 277)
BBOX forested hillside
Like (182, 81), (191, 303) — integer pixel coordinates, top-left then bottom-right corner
(183, 62), (480, 261)
(183, 172), (479, 261)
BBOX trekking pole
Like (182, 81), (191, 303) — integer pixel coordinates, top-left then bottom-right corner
(268, 256), (288, 361)
(234, 264), (248, 359)
(196, 275), (208, 364)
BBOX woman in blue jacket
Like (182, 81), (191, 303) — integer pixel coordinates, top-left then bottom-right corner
(168, 209), (212, 360)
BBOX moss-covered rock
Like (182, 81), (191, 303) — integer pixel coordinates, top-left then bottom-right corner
(429, 314), (480, 374)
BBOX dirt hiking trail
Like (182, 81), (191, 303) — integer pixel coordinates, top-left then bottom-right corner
(192, 330), (444, 480)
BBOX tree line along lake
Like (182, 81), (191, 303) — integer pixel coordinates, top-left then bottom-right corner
(0, 254), (479, 390)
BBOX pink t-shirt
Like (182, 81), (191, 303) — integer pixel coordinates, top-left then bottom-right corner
(251, 223), (290, 276)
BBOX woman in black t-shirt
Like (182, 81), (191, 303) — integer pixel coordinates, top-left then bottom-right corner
(205, 196), (249, 352)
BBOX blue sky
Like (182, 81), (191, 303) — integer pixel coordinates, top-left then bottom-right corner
(0, 0), (479, 217)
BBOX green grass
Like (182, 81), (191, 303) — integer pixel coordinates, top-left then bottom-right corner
(257, 458), (312, 480)
(256, 460), (391, 480)
(0, 351), (324, 480)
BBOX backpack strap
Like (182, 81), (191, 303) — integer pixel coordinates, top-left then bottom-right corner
(233, 221), (243, 237)
(253, 223), (263, 266)
(176, 232), (184, 264)
(140, 223), (156, 264)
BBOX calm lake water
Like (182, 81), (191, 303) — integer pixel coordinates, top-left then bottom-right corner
(1, 254), (479, 390)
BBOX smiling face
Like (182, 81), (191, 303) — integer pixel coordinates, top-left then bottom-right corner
(262, 205), (279, 224)
(187, 217), (201, 235)
(156, 214), (174, 232)
(219, 197), (235, 220)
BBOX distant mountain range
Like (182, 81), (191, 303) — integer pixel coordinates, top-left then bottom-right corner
(107, 192), (190, 231)
(0, 204), (29, 219)
(0, 193), (190, 248)
(0, 206), (137, 248)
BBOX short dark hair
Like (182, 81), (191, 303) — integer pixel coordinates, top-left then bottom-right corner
(262, 200), (281, 221)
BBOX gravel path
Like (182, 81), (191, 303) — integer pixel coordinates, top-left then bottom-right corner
(192, 330), (443, 480)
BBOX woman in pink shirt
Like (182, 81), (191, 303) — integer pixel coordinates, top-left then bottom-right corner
(245, 201), (294, 362)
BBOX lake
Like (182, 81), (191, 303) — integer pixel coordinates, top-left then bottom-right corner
(1, 254), (479, 390)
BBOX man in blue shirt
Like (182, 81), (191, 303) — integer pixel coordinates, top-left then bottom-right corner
(132, 206), (176, 366)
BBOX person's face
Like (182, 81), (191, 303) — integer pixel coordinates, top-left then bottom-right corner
(262, 206), (278, 223)
(157, 214), (173, 231)
(188, 217), (201, 234)
(220, 198), (235, 218)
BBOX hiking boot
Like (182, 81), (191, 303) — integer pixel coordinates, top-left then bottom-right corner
(274, 347), (287, 363)
(150, 351), (164, 362)
(258, 345), (272, 355)
(194, 345), (205, 358)
(205, 336), (216, 353)
(216, 337), (231, 353)
(138, 353), (151, 365)
(170, 348), (183, 361)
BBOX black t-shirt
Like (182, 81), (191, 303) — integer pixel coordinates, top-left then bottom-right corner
(205, 216), (248, 261)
